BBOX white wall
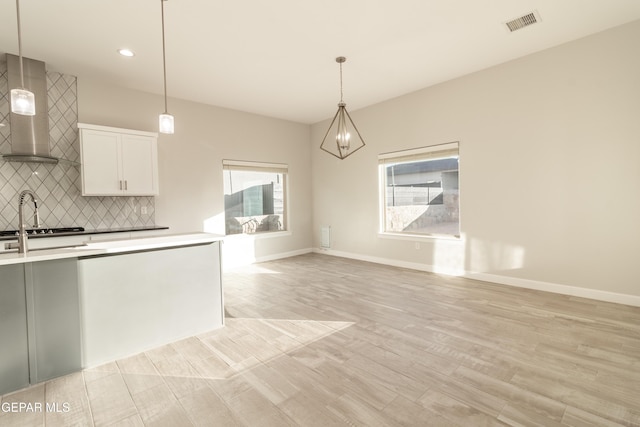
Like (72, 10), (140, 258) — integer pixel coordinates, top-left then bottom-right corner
(78, 80), (312, 266)
(75, 20), (639, 302)
(311, 20), (640, 302)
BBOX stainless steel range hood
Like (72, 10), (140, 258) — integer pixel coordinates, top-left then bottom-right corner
(3, 54), (58, 164)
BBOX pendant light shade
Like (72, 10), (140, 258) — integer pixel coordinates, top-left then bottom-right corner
(159, 0), (174, 134)
(10, 0), (36, 116)
(11, 88), (35, 116)
(159, 113), (174, 134)
(320, 57), (365, 160)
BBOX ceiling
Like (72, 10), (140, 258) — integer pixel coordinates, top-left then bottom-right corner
(1, 1), (640, 124)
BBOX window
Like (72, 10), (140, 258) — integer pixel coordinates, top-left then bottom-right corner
(223, 160), (288, 235)
(379, 142), (459, 237)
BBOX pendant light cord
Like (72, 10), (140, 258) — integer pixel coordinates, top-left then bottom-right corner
(335, 56), (347, 105)
(161, 0), (168, 113)
(16, 0), (25, 89)
(339, 61), (344, 104)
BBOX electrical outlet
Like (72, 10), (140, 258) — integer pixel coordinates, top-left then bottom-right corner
(141, 206), (148, 215)
(415, 242), (420, 250)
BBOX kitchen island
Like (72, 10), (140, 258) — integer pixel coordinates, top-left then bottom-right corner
(0, 233), (224, 395)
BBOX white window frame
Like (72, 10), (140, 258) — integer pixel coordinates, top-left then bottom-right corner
(222, 159), (289, 237)
(378, 142), (460, 240)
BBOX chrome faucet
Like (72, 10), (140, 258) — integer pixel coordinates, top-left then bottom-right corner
(17, 189), (41, 254)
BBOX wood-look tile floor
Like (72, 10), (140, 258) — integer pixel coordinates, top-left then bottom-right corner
(2, 253), (640, 426)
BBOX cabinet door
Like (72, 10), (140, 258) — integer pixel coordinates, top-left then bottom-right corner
(120, 134), (158, 195)
(80, 130), (122, 195)
(0, 265), (30, 395)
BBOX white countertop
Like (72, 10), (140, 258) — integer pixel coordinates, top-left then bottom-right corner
(0, 232), (223, 266)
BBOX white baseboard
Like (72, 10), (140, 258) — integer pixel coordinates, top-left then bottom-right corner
(313, 247), (441, 273)
(255, 248), (313, 263)
(464, 271), (640, 307)
(312, 248), (640, 307)
(223, 247), (313, 269)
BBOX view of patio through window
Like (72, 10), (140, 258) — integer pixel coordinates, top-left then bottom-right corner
(379, 142), (459, 237)
(223, 160), (287, 235)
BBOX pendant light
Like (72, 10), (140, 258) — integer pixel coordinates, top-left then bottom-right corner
(158, 0), (174, 134)
(320, 56), (365, 160)
(10, 0), (35, 116)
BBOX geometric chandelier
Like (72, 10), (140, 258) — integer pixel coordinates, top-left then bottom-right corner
(320, 56), (366, 159)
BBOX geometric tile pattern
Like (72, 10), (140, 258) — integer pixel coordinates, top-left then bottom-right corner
(47, 71), (80, 163)
(0, 63), (9, 161)
(0, 61), (155, 231)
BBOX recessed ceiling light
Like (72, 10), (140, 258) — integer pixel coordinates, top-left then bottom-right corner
(118, 48), (135, 57)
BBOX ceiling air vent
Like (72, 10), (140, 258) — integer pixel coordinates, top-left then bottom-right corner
(505, 11), (541, 32)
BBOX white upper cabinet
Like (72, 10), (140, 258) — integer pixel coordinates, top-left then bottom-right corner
(78, 124), (159, 196)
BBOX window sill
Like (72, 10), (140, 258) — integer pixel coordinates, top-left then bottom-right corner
(223, 230), (292, 241)
(377, 232), (463, 243)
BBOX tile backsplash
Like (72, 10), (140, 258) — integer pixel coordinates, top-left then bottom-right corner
(0, 60), (155, 231)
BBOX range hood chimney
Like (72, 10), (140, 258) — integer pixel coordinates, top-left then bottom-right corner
(3, 53), (58, 164)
